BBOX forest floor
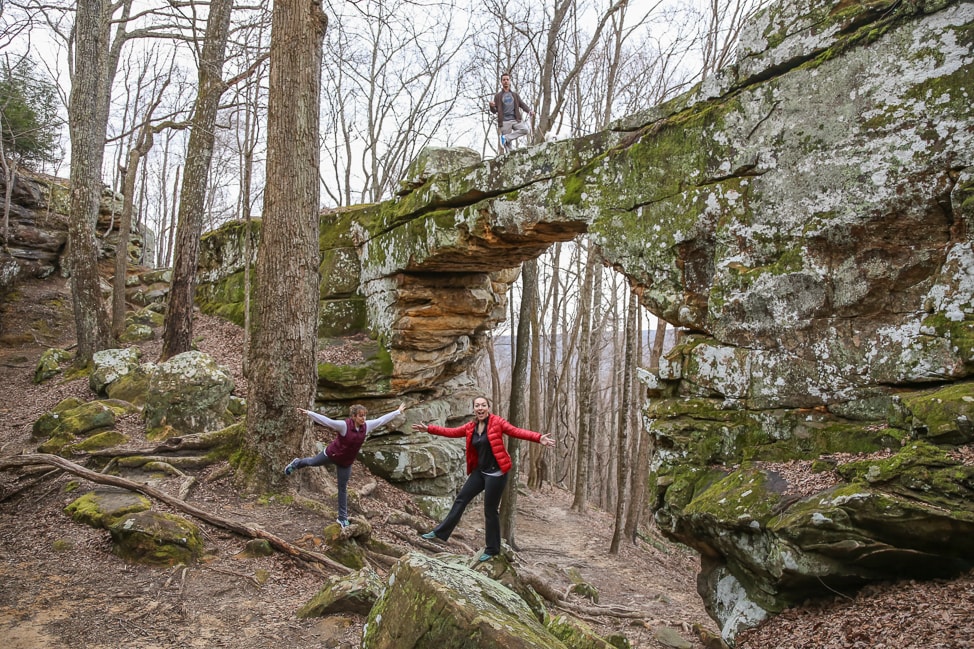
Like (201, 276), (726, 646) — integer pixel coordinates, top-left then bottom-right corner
(1, 274), (972, 649)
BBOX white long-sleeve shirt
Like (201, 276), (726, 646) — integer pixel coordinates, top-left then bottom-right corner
(306, 408), (401, 438)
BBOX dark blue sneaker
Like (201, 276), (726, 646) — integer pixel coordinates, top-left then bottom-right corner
(284, 458), (299, 476)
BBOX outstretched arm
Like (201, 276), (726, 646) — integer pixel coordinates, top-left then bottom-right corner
(365, 402), (406, 433)
(297, 408), (347, 433)
(411, 421), (468, 439)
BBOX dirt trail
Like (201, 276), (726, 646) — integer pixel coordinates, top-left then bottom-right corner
(0, 275), (713, 649)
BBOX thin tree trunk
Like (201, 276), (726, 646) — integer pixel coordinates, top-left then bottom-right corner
(487, 334), (501, 409)
(243, 0), (327, 491)
(67, 0), (112, 365)
(610, 291), (638, 554)
(571, 240), (597, 512)
(527, 268), (544, 490)
(501, 258), (536, 548)
(161, 0), (234, 360)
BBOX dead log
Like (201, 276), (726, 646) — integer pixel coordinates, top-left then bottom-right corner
(0, 453), (352, 574)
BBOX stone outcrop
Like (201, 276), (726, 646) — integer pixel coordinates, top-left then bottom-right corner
(362, 552), (568, 649)
(143, 351), (235, 439)
(0, 169), (153, 295)
(193, 3), (974, 639)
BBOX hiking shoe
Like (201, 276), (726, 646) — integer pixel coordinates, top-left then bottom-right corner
(478, 552), (496, 562)
(336, 518), (350, 529)
(284, 458), (299, 476)
(421, 531), (440, 541)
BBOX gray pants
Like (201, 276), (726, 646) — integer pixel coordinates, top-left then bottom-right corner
(290, 452), (352, 521)
(499, 119), (531, 151)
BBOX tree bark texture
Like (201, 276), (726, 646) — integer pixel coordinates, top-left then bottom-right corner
(162, 0), (234, 360)
(67, 0), (112, 365)
(501, 258), (537, 547)
(571, 241), (597, 512)
(610, 291), (637, 554)
(244, 0), (327, 491)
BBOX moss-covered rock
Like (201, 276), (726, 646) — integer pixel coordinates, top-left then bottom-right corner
(108, 511), (203, 566)
(34, 347), (73, 384)
(297, 567), (384, 617)
(362, 553), (567, 649)
(89, 347), (142, 396)
(897, 382), (974, 444)
(65, 490), (152, 529)
(547, 614), (615, 649)
(144, 351), (234, 438)
(108, 511), (204, 566)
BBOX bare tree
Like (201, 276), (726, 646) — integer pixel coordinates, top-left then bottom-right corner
(162, 0), (235, 360)
(571, 240), (597, 512)
(243, 0), (327, 490)
(66, 0), (113, 364)
(610, 290), (638, 553)
(500, 256), (537, 548)
(698, 0), (770, 81)
(111, 78), (177, 337)
(320, 0), (473, 205)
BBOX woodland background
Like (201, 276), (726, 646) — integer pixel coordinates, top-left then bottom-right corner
(0, 0), (766, 525)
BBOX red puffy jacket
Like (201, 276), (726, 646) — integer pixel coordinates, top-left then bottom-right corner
(427, 413), (542, 475)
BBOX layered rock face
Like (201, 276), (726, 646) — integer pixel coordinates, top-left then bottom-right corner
(192, 0), (974, 641)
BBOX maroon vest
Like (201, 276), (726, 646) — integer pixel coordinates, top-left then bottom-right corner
(325, 417), (367, 467)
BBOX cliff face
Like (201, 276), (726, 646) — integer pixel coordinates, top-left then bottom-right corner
(194, 0), (973, 641)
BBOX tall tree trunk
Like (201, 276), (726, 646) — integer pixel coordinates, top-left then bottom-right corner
(161, 0), (234, 360)
(501, 259), (536, 548)
(487, 334), (501, 409)
(527, 268), (544, 490)
(650, 319), (667, 370)
(610, 291), (638, 554)
(571, 240), (597, 512)
(626, 316), (663, 540)
(242, 0), (327, 491)
(67, 0), (112, 366)
(586, 246), (603, 506)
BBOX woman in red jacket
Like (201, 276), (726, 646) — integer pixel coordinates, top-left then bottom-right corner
(411, 396), (555, 562)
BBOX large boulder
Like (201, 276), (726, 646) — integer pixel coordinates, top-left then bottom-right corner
(90, 347), (143, 395)
(362, 552), (567, 649)
(297, 567), (385, 617)
(65, 489), (152, 529)
(108, 511), (204, 566)
(143, 351), (234, 439)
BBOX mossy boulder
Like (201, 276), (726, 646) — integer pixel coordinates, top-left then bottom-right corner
(297, 567), (385, 617)
(89, 347), (142, 396)
(144, 351), (234, 439)
(32, 400), (134, 453)
(546, 614), (615, 649)
(362, 553), (567, 649)
(118, 323), (154, 343)
(34, 347), (73, 384)
(65, 489), (152, 529)
(108, 511), (204, 566)
(64, 430), (129, 453)
(105, 364), (154, 408)
(897, 383), (974, 444)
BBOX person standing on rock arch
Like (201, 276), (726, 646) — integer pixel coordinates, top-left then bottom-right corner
(285, 402), (406, 528)
(411, 395), (555, 562)
(489, 71), (535, 154)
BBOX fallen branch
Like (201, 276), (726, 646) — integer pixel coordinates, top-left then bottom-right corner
(518, 565), (648, 620)
(0, 453), (353, 575)
(86, 428), (239, 458)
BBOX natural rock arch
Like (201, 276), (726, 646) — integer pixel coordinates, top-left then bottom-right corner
(196, 0), (974, 642)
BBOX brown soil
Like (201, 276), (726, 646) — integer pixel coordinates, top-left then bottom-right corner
(1, 274), (972, 649)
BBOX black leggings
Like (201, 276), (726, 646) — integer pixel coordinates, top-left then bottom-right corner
(433, 471), (508, 555)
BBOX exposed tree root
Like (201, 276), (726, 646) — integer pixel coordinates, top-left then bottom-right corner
(0, 453), (353, 574)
